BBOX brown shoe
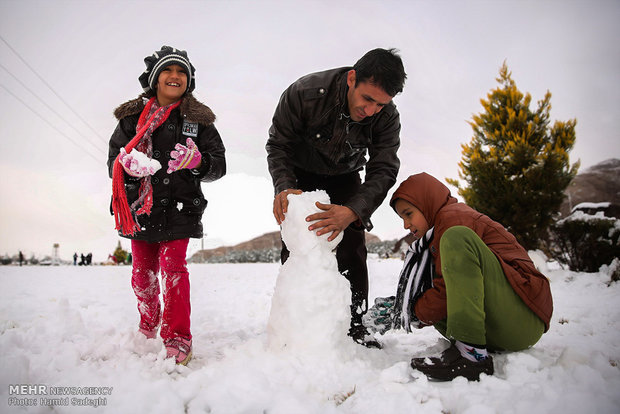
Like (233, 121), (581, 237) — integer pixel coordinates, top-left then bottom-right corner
(411, 343), (494, 381)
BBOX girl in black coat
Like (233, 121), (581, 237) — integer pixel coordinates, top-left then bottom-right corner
(107, 46), (226, 365)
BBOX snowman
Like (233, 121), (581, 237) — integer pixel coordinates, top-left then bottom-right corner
(267, 190), (353, 356)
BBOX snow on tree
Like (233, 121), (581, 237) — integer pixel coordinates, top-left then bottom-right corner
(548, 203), (620, 273)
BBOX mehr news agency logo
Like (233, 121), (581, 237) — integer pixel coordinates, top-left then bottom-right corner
(8, 384), (113, 408)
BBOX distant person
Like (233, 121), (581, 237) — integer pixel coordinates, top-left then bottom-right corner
(18, 251), (24, 266)
(108, 45), (226, 365)
(86, 253), (92, 266)
(266, 48), (406, 347)
(387, 173), (553, 381)
(79, 254), (86, 266)
(73, 252), (78, 266)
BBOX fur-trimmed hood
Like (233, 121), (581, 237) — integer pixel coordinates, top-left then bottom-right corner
(113, 93), (216, 126)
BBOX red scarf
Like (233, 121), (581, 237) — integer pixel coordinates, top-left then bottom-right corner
(111, 97), (181, 235)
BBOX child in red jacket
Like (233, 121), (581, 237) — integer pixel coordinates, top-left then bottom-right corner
(388, 172), (552, 381)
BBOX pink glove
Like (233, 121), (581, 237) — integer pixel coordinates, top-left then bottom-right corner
(119, 147), (160, 177)
(167, 138), (202, 174)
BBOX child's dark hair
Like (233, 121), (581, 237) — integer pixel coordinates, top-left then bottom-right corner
(353, 48), (406, 97)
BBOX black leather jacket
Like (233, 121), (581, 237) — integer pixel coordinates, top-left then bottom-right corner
(266, 67), (401, 229)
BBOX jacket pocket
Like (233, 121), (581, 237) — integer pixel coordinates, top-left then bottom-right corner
(125, 182), (140, 204)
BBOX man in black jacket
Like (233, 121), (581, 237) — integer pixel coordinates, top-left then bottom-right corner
(266, 48), (406, 346)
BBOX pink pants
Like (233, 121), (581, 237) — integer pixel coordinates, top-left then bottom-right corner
(130, 238), (191, 340)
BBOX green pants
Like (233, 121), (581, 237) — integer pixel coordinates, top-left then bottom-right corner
(433, 226), (544, 351)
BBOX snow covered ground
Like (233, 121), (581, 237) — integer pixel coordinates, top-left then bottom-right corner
(1, 258), (619, 413)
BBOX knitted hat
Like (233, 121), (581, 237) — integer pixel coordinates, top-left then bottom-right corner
(138, 45), (196, 95)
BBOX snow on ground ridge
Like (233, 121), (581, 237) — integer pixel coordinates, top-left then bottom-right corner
(0, 260), (619, 413)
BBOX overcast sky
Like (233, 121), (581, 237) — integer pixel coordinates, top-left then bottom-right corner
(0, 0), (618, 261)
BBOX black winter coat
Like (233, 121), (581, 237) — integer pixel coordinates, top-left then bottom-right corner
(266, 67), (401, 230)
(108, 94), (226, 242)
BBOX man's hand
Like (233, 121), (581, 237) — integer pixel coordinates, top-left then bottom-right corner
(306, 202), (358, 242)
(273, 189), (303, 225)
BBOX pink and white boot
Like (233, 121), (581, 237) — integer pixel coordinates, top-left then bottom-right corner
(138, 320), (160, 339)
(164, 337), (192, 365)
(139, 327), (158, 339)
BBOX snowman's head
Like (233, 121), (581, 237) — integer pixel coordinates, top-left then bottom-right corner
(280, 190), (343, 253)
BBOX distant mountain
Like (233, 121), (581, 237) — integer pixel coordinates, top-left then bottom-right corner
(189, 231), (381, 263)
(559, 158), (620, 217)
(189, 232), (280, 263)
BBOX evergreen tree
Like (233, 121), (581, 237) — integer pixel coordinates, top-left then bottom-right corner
(447, 63), (579, 250)
(113, 241), (128, 265)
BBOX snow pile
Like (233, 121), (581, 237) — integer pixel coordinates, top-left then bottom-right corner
(267, 190), (352, 356)
(122, 148), (161, 176)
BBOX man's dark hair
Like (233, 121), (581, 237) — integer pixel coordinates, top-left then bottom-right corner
(353, 48), (406, 97)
